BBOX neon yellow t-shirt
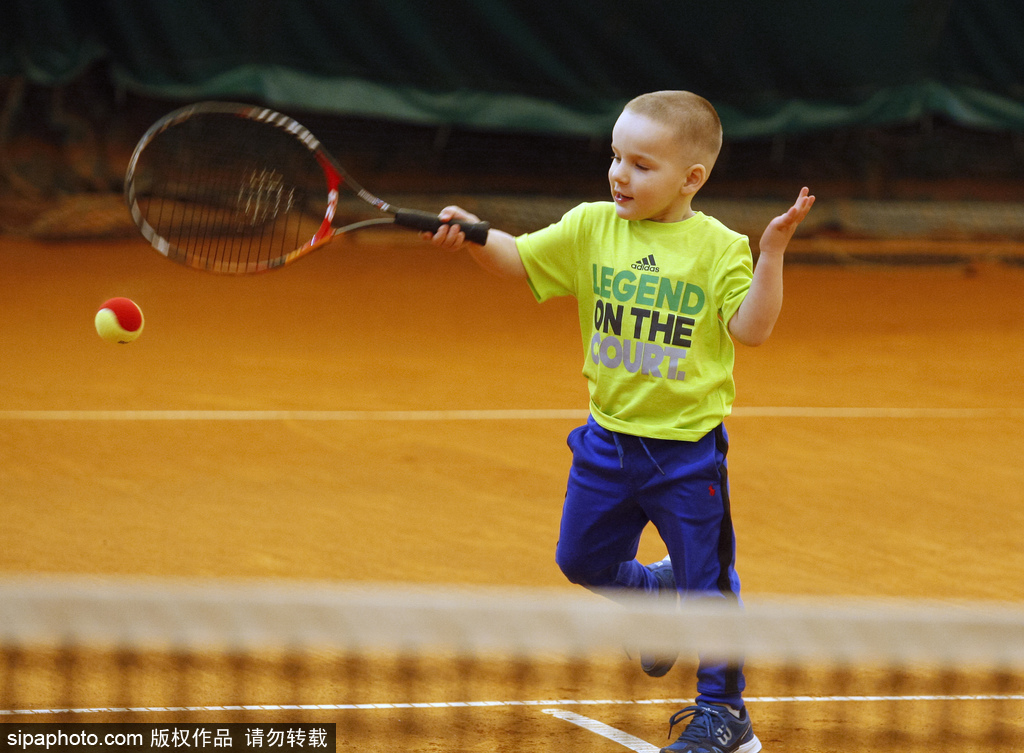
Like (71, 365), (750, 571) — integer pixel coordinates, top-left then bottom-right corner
(517, 202), (753, 441)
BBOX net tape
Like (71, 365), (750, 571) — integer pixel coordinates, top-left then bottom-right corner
(2, 577), (1023, 668)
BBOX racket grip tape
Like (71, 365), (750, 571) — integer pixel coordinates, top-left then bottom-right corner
(394, 208), (490, 245)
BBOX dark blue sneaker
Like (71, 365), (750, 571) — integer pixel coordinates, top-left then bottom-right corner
(661, 702), (761, 753)
(641, 556), (678, 677)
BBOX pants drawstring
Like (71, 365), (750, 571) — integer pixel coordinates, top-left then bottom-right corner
(638, 437), (666, 476)
(612, 432), (666, 476)
(612, 432), (625, 469)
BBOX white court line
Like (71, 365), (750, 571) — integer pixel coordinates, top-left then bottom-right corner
(0, 409), (587, 422)
(3, 693), (1023, 717)
(0, 407), (1019, 421)
(543, 709), (660, 752)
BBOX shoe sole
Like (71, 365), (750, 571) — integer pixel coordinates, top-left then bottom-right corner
(641, 656), (677, 677)
(641, 559), (678, 677)
(660, 732), (761, 753)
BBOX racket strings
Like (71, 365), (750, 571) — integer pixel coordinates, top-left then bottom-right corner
(131, 113), (329, 272)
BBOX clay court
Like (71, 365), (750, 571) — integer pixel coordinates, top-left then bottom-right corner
(4, 2), (1024, 747)
(2, 229), (1023, 750)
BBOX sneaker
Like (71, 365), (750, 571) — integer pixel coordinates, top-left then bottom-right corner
(661, 702), (761, 753)
(641, 556), (678, 677)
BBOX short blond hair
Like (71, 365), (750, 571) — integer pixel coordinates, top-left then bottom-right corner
(624, 91), (723, 166)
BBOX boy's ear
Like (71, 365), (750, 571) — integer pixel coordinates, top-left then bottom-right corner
(681, 163), (708, 195)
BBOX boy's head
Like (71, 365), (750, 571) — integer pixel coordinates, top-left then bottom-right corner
(609, 91), (722, 223)
(623, 91), (723, 169)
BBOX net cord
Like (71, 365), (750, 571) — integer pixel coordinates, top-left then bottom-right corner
(1, 577), (1022, 667)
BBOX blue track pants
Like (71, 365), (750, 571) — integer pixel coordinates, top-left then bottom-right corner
(555, 416), (745, 708)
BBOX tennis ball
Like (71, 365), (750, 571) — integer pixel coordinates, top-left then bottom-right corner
(95, 297), (144, 344)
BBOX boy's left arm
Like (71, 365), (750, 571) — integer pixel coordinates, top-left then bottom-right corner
(728, 187), (815, 346)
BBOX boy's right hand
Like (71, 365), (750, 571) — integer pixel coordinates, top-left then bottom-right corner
(422, 205), (482, 250)
(423, 205), (526, 278)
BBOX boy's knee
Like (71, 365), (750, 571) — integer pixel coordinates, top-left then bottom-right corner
(556, 549), (616, 588)
(556, 556), (589, 586)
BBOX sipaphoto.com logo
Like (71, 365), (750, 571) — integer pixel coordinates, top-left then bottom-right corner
(631, 254), (659, 272)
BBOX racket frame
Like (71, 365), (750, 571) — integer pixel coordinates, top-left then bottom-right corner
(124, 101), (488, 273)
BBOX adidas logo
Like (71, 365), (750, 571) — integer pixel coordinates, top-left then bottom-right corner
(631, 254), (659, 272)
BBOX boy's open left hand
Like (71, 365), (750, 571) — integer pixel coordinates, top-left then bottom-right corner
(759, 187), (815, 256)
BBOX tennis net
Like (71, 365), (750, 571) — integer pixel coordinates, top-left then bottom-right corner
(1, 576), (1022, 752)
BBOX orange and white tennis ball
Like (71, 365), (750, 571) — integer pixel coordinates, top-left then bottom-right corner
(94, 297), (144, 344)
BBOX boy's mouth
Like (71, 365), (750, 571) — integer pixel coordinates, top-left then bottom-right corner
(613, 191), (632, 204)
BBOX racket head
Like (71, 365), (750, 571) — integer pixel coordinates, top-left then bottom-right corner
(125, 102), (359, 273)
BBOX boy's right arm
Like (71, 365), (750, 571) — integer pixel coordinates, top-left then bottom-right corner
(425, 206), (526, 279)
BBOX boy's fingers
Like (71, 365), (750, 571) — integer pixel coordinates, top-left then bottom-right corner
(429, 222), (467, 251)
(431, 224), (451, 245)
(450, 227), (467, 247)
(438, 205), (479, 225)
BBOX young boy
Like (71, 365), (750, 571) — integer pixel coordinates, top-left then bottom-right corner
(427, 90), (814, 753)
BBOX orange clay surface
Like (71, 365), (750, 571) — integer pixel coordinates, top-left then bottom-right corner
(2, 235), (1023, 750)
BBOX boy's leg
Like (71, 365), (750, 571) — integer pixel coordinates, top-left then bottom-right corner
(640, 425), (745, 709)
(555, 419), (746, 706)
(554, 418), (661, 593)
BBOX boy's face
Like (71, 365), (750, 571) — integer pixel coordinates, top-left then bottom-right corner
(608, 110), (704, 223)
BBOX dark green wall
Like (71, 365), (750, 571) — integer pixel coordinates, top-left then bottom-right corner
(3, 0), (1022, 138)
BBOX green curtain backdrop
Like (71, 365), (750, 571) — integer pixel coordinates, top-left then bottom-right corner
(3, 0), (1023, 138)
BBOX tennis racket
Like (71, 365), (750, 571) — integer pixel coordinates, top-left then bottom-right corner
(124, 101), (490, 273)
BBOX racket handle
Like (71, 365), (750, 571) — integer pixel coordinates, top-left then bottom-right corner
(395, 208), (491, 245)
